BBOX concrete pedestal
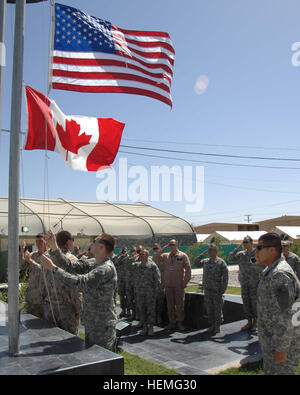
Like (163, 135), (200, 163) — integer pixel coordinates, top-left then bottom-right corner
(0, 302), (124, 375)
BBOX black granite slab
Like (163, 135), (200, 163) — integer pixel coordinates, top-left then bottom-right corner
(184, 293), (244, 329)
(0, 302), (124, 375)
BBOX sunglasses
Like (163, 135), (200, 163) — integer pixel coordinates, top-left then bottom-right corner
(243, 240), (249, 244)
(153, 247), (159, 250)
(169, 243), (176, 246)
(256, 244), (277, 251)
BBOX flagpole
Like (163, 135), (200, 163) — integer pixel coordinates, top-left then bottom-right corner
(47, 0), (54, 95)
(7, 0), (26, 356)
(0, 0), (7, 145)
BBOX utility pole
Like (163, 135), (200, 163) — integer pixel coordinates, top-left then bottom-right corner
(244, 214), (252, 224)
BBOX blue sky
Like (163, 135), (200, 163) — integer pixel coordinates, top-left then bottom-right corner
(1, 0), (300, 227)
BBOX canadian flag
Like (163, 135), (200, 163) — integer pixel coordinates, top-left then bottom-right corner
(24, 85), (125, 171)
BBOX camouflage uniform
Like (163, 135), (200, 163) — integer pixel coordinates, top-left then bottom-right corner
(50, 249), (118, 352)
(43, 249), (82, 335)
(284, 252), (300, 281)
(228, 249), (264, 320)
(134, 258), (161, 325)
(152, 253), (165, 323)
(202, 257), (229, 326)
(125, 255), (139, 318)
(110, 253), (118, 305)
(20, 251), (44, 320)
(114, 254), (128, 312)
(257, 257), (300, 375)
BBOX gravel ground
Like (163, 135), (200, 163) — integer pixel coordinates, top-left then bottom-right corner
(190, 268), (240, 288)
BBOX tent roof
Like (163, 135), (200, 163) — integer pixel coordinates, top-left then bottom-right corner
(275, 226), (300, 239)
(213, 230), (267, 242)
(196, 234), (211, 242)
(0, 197), (194, 238)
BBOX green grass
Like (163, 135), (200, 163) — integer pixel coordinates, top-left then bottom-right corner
(219, 361), (264, 375)
(118, 349), (179, 375)
(218, 360), (300, 375)
(78, 331), (179, 375)
(186, 284), (241, 295)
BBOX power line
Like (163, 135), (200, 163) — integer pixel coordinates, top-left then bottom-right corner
(126, 160), (300, 194)
(206, 180), (300, 194)
(120, 144), (300, 162)
(3, 128), (300, 153)
(119, 150), (300, 170)
(2, 128), (300, 163)
(122, 137), (300, 152)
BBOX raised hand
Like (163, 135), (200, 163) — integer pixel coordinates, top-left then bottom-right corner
(45, 229), (58, 250)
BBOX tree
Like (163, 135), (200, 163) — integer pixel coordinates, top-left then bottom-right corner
(290, 241), (300, 257)
(185, 242), (204, 266)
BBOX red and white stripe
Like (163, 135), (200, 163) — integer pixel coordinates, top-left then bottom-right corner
(50, 26), (175, 107)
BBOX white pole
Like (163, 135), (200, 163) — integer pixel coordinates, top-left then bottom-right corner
(7, 0), (26, 356)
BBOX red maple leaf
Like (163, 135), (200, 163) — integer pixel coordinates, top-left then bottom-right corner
(56, 119), (92, 161)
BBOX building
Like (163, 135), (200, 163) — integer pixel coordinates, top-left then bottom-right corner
(270, 226), (300, 242)
(194, 222), (259, 235)
(194, 215), (300, 235)
(257, 216), (300, 232)
(205, 230), (267, 244)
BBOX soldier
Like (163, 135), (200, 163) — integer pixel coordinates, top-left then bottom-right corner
(161, 240), (191, 331)
(19, 234), (46, 320)
(134, 249), (161, 336)
(114, 247), (129, 318)
(151, 243), (165, 325)
(125, 246), (139, 320)
(46, 230), (82, 335)
(228, 236), (264, 331)
(201, 245), (228, 333)
(40, 230), (118, 352)
(281, 241), (300, 281)
(73, 245), (81, 258)
(24, 231), (82, 335)
(108, 249), (119, 306)
(256, 232), (300, 375)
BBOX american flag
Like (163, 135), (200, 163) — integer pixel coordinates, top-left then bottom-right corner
(50, 3), (175, 107)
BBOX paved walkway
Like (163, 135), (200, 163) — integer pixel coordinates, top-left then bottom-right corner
(117, 266), (253, 375)
(119, 318), (261, 375)
(191, 266), (240, 287)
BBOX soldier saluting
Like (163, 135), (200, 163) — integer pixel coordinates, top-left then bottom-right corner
(198, 245), (228, 334)
(256, 232), (300, 375)
(228, 236), (264, 331)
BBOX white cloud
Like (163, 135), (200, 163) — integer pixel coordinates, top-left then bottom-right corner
(194, 75), (209, 95)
